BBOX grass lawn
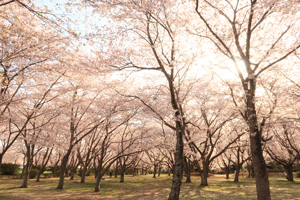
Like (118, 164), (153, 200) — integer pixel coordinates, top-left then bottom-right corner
(0, 174), (300, 199)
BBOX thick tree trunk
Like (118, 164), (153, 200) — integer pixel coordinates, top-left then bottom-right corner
(284, 164), (294, 182)
(168, 122), (184, 200)
(247, 79), (271, 200)
(56, 151), (71, 189)
(200, 162), (209, 186)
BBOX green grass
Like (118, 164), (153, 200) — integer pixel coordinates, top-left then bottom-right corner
(0, 174), (299, 199)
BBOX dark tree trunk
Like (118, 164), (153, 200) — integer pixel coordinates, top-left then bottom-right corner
(284, 164), (294, 182)
(94, 171), (102, 192)
(168, 122), (184, 200)
(80, 164), (88, 183)
(36, 169), (44, 182)
(168, 167), (171, 176)
(20, 165), (30, 188)
(158, 167), (161, 177)
(250, 133), (270, 199)
(114, 163), (118, 178)
(200, 162), (209, 186)
(247, 78), (271, 200)
(70, 168), (75, 180)
(20, 148), (32, 188)
(185, 172), (191, 183)
(153, 164), (157, 178)
(56, 151), (71, 189)
(226, 171), (230, 179)
(120, 169), (125, 183)
(234, 164), (241, 182)
(0, 153), (3, 166)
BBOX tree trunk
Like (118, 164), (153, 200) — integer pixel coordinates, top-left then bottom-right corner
(20, 145), (32, 188)
(56, 151), (71, 189)
(94, 171), (102, 192)
(234, 164), (241, 182)
(153, 164), (157, 178)
(185, 172), (191, 183)
(247, 78), (271, 200)
(200, 162), (209, 186)
(80, 164), (88, 183)
(0, 153), (3, 166)
(36, 170), (43, 182)
(70, 169), (75, 180)
(226, 171), (229, 179)
(284, 164), (294, 182)
(158, 167), (161, 177)
(114, 165), (118, 178)
(120, 169), (125, 183)
(168, 122), (184, 200)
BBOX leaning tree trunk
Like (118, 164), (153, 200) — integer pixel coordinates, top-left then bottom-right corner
(168, 122), (184, 200)
(56, 150), (72, 189)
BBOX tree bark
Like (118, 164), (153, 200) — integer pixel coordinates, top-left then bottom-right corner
(80, 164), (88, 183)
(200, 162), (209, 186)
(284, 164), (294, 182)
(250, 130), (270, 199)
(0, 153), (3, 166)
(247, 78), (271, 200)
(56, 151), (71, 189)
(168, 122), (184, 200)
(234, 164), (241, 182)
(185, 172), (191, 183)
(120, 170), (125, 183)
(153, 164), (157, 178)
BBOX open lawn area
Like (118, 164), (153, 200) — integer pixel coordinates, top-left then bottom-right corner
(0, 174), (300, 200)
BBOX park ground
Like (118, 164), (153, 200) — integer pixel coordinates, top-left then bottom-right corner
(0, 174), (300, 200)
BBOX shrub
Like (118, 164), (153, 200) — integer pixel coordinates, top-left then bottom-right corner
(0, 163), (19, 175)
(29, 168), (39, 179)
(54, 170), (61, 177)
(296, 171), (300, 178)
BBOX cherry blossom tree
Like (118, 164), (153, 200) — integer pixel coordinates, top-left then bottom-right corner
(193, 1), (300, 198)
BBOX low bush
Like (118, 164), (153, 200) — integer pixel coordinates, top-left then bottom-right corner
(0, 163), (19, 175)
(29, 168), (39, 179)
